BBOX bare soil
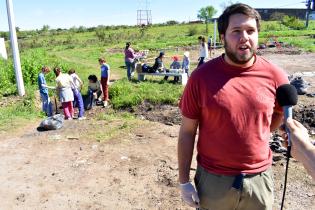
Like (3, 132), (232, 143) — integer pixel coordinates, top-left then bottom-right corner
(0, 49), (314, 210)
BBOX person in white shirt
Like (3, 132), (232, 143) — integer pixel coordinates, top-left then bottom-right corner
(197, 36), (208, 67)
(54, 67), (75, 120)
(68, 69), (85, 120)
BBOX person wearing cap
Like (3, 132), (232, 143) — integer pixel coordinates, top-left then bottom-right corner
(165, 55), (181, 82)
(151, 51), (165, 73)
(182, 51), (190, 77)
(178, 3), (289, 210)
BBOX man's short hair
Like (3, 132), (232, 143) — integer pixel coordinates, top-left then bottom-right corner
(217, 3), (261, 35)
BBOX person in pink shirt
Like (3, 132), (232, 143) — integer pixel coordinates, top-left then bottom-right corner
(124, 42), (136, 80)
(178, 4), (289, 210)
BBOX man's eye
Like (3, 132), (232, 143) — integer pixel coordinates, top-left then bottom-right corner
(247, 29), (255, 34)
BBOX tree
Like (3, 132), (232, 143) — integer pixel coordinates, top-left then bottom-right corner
(41, 25), (50, 33)
(219, 0), (237, 10)
(197, 6), (217, 34)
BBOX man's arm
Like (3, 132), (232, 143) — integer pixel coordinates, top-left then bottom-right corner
(270, 111), (283, 132)
(178, 116), (199, 184)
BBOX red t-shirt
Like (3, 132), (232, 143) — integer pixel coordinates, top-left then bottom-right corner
(180, 54), (289, 175)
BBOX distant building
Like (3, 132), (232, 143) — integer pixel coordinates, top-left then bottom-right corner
(188, 20), (203, 24)
(255, 8), (307, 20)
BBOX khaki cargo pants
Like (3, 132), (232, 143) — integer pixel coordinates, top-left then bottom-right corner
(195, 165), (274, 210)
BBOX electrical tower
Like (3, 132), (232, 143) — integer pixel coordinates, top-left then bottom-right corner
(137, 0), (152, 26)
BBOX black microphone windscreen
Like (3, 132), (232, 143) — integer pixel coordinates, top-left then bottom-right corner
(276, 84), (298, 107)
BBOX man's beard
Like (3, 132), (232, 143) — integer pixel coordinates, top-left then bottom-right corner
(224, 39), (256, 65)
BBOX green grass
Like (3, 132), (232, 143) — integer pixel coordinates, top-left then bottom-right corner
(1, 20), (315, 132)
(0, 86), (42, 132)
(109, 78), (184, 109)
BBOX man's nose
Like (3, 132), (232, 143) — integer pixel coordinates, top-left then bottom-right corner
(239, 31), (249, 42)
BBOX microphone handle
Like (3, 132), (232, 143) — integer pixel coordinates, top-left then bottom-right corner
(283, 106), (293, 147)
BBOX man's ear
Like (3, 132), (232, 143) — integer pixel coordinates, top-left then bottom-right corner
(220, 34), (224, 44)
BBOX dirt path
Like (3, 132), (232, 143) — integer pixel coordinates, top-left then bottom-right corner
(0, 50), (314, 210)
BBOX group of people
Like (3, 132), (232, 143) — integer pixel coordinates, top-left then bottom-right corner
(38, 57), (110, 120)
(125, 42), (191, 83)
(178, 3), (314, 210)
(123, 36), (213, 82)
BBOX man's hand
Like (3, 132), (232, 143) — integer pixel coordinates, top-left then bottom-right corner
(179, 182), (200, 208)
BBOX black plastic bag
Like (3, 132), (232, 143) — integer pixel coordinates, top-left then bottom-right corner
(39, 114), (64, 130)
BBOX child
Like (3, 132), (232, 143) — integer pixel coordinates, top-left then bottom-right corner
(99, 58), (110, 107)
(87, 74), (102, 110)
(54, 67), (75, 120)
(37, 66), (53, 117)
(198, 36), (208, 67)
(68, 69), (85, 120)
(170, 55), (181, 83)
(182, 51), (190, 77)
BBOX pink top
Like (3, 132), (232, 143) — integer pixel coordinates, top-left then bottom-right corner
(124, 47), (135, 62)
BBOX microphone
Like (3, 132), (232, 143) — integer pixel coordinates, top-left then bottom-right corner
(276, 84), (298, 146)
(276, 84), (298, 210)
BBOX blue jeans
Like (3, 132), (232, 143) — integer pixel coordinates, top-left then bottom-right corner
(125, 61), (133, 80)
(86, 89), (102, 110)
(72, 89), (84, 118)
(40, 92), (53, 117)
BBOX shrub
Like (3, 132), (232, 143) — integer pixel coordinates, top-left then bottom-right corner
(282, 15), (305, 30)
(187, 26), (198, 36)
(263, 22), (281, 31)
(166, 20), (179, 25)
(95, 29), (107, 42)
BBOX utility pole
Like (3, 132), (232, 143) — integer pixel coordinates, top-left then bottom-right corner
(305, 0), (312, 28)
(213, 19), (217, 50)
(6, 0), (25, 96)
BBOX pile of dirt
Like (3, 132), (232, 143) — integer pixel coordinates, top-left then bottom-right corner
(133, 101), (181, 126)
(294, 105), (315, 131)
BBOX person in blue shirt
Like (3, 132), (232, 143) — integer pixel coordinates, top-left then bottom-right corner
(182, 51), (190, 77)
(99, 58), (110, 107)
(37, 66), (54, 116)
(168, 55), (181, 82)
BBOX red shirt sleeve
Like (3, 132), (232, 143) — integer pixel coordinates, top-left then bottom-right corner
(179, 74), (201, 119)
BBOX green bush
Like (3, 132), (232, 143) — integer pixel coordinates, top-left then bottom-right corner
(262, 22), (282, 31)
(187, 26), (198, 36)
(109, 78), (184, 109)
(282, 15), (305, 30)
(0, 49), (71, 96)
